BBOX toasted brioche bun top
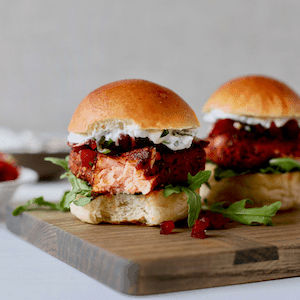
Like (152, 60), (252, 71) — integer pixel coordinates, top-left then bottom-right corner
(202, 75), (300, 118)
(68, 79), (200, 134)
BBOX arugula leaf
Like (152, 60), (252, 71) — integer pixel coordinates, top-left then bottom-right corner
(12, 196), (68, 216)
(59, 190), (77, 209)
(97, 137), (113, 154)
(269, 157), (300, 172)
(105, 138), (114, 147)
(181, 187), (202, 227)
(163, 184), (182, 197)
(61, 171), (90, 193)
(214, 167), (249, 181)
(56, 170), (93, 209)
(99, 149), (111, 154)
(163, 170), (211, 227)
(213, 157), (300, 181)
(12, 156), (93, 216)
(44, 156), (69, 171)
(160, 130), (169, 138)
(74, 196), (93, 206)
(187, 170), (211, 191)
(209, 199), (282, 226)
(258, 165), (282, 174)
(164, 169), (281, 227)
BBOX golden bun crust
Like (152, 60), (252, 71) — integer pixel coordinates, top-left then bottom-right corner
(68, 79), (200, 134)
(202, 75), (300, 117)
(200, 163), (300, 210)
(70, 189), (191, 226)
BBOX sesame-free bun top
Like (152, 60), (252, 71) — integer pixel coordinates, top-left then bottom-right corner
(202, 75), (300, 118)
(68, 79), (200, 134)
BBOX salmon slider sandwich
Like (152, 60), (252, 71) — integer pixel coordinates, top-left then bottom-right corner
(201, 75), (300, 210)
(53, 79), (210, 226)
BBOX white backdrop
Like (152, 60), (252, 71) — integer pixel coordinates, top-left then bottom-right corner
(2, 0), (300, 138)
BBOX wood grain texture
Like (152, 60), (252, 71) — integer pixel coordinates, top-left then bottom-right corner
(5, 204), (300, 295)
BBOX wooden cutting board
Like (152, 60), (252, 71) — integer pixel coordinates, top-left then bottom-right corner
(6, 203), (300, 295)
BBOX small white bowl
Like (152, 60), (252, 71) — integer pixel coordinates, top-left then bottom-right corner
(0, 167), (38, 219)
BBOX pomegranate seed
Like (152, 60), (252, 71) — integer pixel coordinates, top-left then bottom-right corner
(191, 230), (207, 239)
(200, 217), (210, 229)
(72, 144), (88, 153)
(202, 211), (230, 229)
(191, 217), (210, 239)
(80, 149), (97, 168)
(210, 119), (235, 136)
(269, 122), (282, 139)
(89, 139), (98, 150)
(160, 220), (175, 235)
(193, 217), (210, 232)
(282, 119), (300, 139)
(156, 152), (161, 160)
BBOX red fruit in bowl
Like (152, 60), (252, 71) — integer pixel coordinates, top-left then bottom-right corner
(0, 152), (19, 182)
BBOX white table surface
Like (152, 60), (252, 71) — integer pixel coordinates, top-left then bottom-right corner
(1, 180), (300, 300)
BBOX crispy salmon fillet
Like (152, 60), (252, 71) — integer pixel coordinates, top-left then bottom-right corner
(92, 146), (158, 194)
(69, 141), (207, 195)
(206, 119), (300, 171)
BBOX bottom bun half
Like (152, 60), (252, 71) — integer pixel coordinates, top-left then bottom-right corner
(70, 189), (191, 226)
(200, 163), (300, 210)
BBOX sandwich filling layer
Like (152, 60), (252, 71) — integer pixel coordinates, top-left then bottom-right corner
(68, 135), (208, 195)
(205, 118), (300, 171)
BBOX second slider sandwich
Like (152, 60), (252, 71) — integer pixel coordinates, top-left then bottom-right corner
(66, 79), (208, 225)
(200, 75), (300, 210)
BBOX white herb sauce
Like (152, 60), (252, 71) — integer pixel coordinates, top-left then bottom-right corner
(203, 109), (300, 128)
(67, 125), (197, 151)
